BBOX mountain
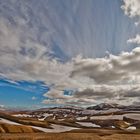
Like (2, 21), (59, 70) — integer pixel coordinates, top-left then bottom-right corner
(36, 106), (83, 112)
(87, 103), (125, 110)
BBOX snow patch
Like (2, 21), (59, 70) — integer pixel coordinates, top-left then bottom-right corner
(32, 124), (79, 133)
(126, 126), (136, 131)
(76, 116), (88, 120)
(13, 114), (32, 117)
(0, 118), (21, 125)
(77, 122), (100, 127)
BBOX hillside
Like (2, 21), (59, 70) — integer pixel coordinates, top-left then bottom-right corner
(0, 123), (41, 133)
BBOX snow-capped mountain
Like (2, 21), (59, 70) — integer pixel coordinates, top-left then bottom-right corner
(87, 103), (125, 110)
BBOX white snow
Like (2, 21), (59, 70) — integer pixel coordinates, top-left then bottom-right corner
(82, 109), (119, 115)
(0, 118), (21, 125)
(126, 126), (136, 131)
(77, 122), (100, 127)
(64, 114), (67, 117)
(53, 116), (56, 120)
(38, 113), (53, 121)
(76, 116), (88, 121)
(38, 118), (45, 121)
(90, 113), (140, 120)
(0, 117), (79, 133)
(58, 119), (65, 121)
(43, 113), (53, 117)
(13, 114), (32, 117)
(90, 115), (123, 120)
(32, 124), (79, 133)
(125, 114), (140, 120)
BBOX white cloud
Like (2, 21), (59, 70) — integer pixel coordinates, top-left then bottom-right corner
(121, 0), (140, 18)
(43, 84), (140, 106)
(122, 0), (140, 45)
(41, 46), (140, 106)
(32, 96), (37, 100)
(127, 34), (140, 44)
(0, 105), (4, 108)
(71, 47), (140, 84)
(134, 21), (140, 26)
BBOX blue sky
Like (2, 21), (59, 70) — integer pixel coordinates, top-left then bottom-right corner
(0, 78), (49, 109)
(0, 0), (140, 108)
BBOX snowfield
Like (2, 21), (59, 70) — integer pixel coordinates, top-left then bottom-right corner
(90, 113), (140, 120)
(32, 124), (79, 133)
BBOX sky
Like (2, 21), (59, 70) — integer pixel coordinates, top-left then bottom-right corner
(0, 0), (140, 109)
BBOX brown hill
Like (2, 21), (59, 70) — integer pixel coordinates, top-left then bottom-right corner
(0, 123), (41, 133)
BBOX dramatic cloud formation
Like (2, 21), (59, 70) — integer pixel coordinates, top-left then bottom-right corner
(43, 84), (140, 106)
(71, 47), (140, 84)
(0, 0), (140, 107)
(42, 46), (140, 106)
